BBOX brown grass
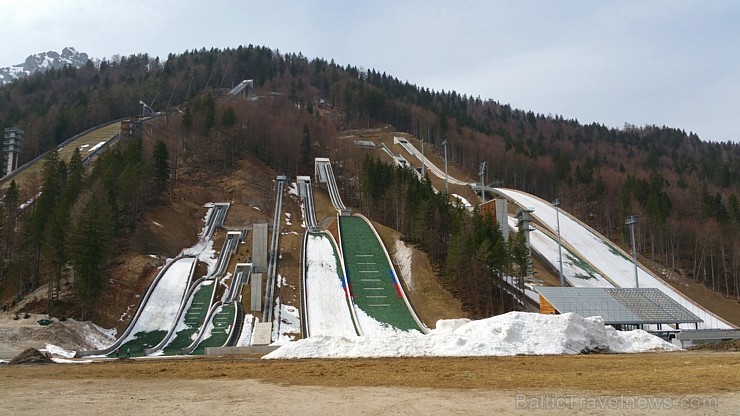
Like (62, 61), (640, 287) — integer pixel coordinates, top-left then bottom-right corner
(2, 352), (738, 395)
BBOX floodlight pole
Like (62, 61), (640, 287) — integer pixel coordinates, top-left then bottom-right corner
(442, 139), (449, 194)
(553, 198), (564, 287)
(479, 161), (487, 202)
(625, 214), (640, 288)
(420, 138), (425, 177)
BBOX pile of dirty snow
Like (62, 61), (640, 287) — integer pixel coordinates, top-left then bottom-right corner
(8, 348), (54, 365)
(0, 313), (115, 358)
(264, 312), (679, 359)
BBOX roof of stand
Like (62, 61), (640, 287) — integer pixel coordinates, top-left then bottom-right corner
(536, 287), (703, 325)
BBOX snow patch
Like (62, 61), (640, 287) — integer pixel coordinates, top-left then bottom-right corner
(236, 314), (256, 346)
(265, 312), (679, 359)
(271, 301), (300, 346)
(51, 358), (93, 364)
(87, 141), (106, 153)
(452, 194), (472, 208)
(393, 239), (414, 292)
(43, 344), (76, 358)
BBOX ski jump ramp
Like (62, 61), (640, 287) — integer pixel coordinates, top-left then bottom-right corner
(497, 188), (734, 330)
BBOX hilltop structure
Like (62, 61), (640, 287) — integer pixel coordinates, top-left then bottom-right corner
(2, 127), (23, 177)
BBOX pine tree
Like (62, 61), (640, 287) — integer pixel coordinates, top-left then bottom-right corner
(221, 106), (236, 128)
(71, 192), (113, 320)
(25, 151), (62, 289)
(182, 105), (193, 133)
(3, 180), (19, 259)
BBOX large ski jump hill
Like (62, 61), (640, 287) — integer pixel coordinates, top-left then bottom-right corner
(382, 135), (735, 330)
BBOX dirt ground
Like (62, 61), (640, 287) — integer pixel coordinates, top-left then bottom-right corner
(1, 352), (738, 415)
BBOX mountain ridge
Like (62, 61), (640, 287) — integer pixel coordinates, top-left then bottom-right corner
(0, 47), (89, 85)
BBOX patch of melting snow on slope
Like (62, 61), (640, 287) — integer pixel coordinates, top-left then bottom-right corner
(81, 321), (116, 349)
(353, 307), (406, 336)
(270, 274), (300, 345)
(87, 141), (106, 153)
(452, 194), (472, 208)
(394, 239), (414, 292)
(236, 314), (256, 346)
(183, 239), (217, 274)
(285, 212), (292, 226)
(264, 312), (680, 359)
(271, 293), (301, 346)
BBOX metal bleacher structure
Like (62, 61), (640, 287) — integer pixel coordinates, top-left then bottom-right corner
(537, 287), (703, 329)
(314, 157), (427, 333)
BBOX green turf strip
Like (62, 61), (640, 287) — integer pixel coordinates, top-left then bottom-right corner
(192, 303), (236, 355)
(116, 329), (167, 358)
(339, 216), (420, 331)
(162, 283), (215, 355)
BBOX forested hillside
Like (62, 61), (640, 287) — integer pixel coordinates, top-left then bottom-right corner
(0, 45), (737, 317)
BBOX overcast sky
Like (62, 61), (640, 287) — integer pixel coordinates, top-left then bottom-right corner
(1, 0), (738, 142)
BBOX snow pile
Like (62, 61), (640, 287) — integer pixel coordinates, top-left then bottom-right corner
(0, 314), (115, 356)
(43, 344), (76, 358)
(264, 312), (679, 359)
(604, 327), (679, 353)
(433, 318), (471, 333)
